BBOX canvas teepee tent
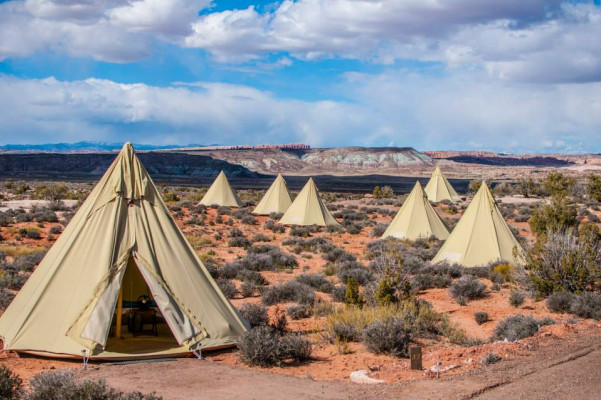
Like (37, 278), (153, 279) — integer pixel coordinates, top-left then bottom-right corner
(0, 144), (247, 360)
(432, 181), (525, 268)
(199, 171), (242, 207)
(253, 174), (293, 215)
(279, 178), (340, 226)
(382, 181), (449, 241)
(424, 167), (460, 203)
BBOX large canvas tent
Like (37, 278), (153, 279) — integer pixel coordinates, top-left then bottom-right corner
(424, 167), (461, 203)
(199, 171), (242, 207)
(382, 181), (449, 241)
(279, 178), (340, 226)
(253, 174), (293, 215)
(432, 181), (525, 268)
(0, 144), (247, 360)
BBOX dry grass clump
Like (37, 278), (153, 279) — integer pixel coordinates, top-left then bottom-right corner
(326, 301), (457, 341)
(0, 245), (47, 258)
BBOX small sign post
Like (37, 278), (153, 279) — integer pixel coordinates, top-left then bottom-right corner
(410, 346), (422, 370)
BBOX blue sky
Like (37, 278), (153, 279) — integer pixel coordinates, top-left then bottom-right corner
(0, 0), (600, 153)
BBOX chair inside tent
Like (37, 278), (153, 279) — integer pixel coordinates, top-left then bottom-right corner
(101, 256), (188, 358)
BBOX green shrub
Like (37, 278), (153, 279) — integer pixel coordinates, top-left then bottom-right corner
(337, 261), (374, 286)
(262, 281), (315, 306)
(293, 274), (333, 293)
(13, 251), (46, 272)
(492, 314), (555, 341)
(449, 275), (487, 304)
(252, 233), (270, 242)
(331, 285), (347, 302)
(238, 327), (311, 367)
(543, 172), (575, 198)
(369, 223), (388, 238)
(474, 312), (489, 325)
(228, 237), (251, 248)
(411, 273), (452, 291)
(237, 327), (281, 367)
(344, 277), (362, 306)
(286, 304), (313, 320)
(0, 288), (15, 310)
(24, 229), (41, 239)
(362, 318), (412, 357)
(530, 196), (578, 236)
(240, 282), (258, 298)
(289, 226), (310, 237)
(509, 291), (525, 308)
(0, 366), (22, 400)
(236, 270), (267, 286)
(527, 229), (599, 296)
(238, 303), (268, 328)
(587, 174), (601, 202)
(546, 291), (575, 313)
(570, 292), (601, 320)
(27, 370), (161, 400)
(332, 323), (361, 342)
(216, 279), (237, 299)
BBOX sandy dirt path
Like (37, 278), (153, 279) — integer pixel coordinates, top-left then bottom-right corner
(75, 327), (601, 400)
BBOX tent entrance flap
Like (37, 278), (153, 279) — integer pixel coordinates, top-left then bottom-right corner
(132, 256), (204, 345)
(80, 255), (203, 352)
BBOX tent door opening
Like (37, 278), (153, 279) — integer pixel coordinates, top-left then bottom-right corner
(103, 256), (182, 356)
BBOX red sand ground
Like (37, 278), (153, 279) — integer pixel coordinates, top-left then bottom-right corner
(1, 196), (599, 389)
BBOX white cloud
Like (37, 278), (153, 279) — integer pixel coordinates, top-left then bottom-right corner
(0, 0), (209, 62)
(185, 0), (561, 57)
(0, 76), (373, 147)
(184, 1), (601, 84)
(109, 0), (210, 37)
(1, 73), (600, 153)
(339, 68), (601, 152)
(1, 0), (599, 84)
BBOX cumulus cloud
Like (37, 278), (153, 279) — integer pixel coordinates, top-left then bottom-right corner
(184, 1), (601, 84)
(0, 75), (373, 146)
(109, 0), (210, 37)
(1, 0), (599, 84)
(185, 0), (561, 58)
(1, 74), (600, 152)
(0, 0), (208, 62)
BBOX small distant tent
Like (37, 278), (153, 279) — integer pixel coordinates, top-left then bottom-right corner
(431, 181), (525, 268)
(279, 178), (340, 226)
(0, 143), (247, 360)
(382, 181), (449, 241)
(424, 167), (460, 203)
(253, 174), (293, 215)
(199, 171), (242, 207)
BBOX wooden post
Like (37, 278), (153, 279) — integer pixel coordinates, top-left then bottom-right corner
(410, 346), (422, 370)
(115, 286), (123, 339)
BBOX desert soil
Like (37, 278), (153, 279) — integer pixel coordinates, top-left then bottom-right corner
(2, 193), (601, 399)
(1, 322), (596, 400)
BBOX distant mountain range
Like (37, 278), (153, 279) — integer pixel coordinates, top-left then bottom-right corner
(0, 141), (211, 153)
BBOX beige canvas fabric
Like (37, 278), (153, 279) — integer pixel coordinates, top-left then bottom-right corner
(382, 181), (449, 241)
(432, 181), (525, 268)
(199, 171), (242, 207)
(424, 167), (461, 203)
(253, 174), (293, 215)
(279, 178), (340, 226)
(0, 143), (248, 359)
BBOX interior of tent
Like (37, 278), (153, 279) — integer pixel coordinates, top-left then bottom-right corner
(102, 256), (188, 358)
